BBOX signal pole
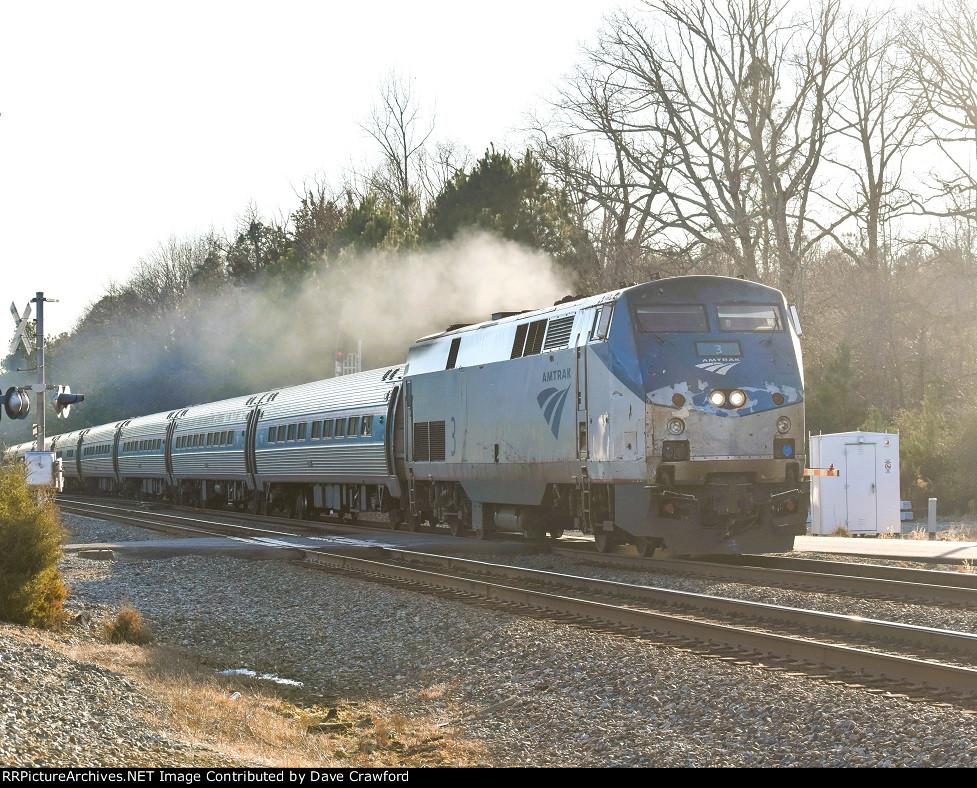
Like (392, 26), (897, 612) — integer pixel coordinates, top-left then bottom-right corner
(33, 292), (46, 449)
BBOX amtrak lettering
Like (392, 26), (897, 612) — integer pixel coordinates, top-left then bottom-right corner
(541, 368), (572, 382)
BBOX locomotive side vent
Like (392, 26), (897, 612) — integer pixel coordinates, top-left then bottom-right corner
(413, 422), (430, 462)
(412, 421), (446, 461)
(446, 337), (461, 370)
(525, 319), (547, 355)
(429, 421), (446, 461)
(510, 324), (529, 359)
(543, 316), (574, 351)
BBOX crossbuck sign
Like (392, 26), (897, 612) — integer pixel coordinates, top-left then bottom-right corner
(9, 301), (33, 356)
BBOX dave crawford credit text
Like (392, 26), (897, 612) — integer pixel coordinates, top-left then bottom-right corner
(0, 773), (409, 783)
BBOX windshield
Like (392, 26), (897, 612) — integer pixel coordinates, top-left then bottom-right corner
(716, 304), (783, 332)
(635, 304), (708, 332)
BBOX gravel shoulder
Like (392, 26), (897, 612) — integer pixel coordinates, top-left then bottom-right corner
(6, 513), (977, 767)
(0, 627), (243, 767)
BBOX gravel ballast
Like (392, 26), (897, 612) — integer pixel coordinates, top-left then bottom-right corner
(34, 513), (976, 767)
(49, 516), (977, 766)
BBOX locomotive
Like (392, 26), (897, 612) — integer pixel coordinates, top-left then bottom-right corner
(6, 275), (809, 555)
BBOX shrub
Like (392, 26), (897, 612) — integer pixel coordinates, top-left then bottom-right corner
(102, 605), (152, 644)
(0, 464), (67, 628)
(829, 525), (851, 537)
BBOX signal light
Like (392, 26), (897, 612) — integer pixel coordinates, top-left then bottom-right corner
(3, 386), (31, 420)
(53, 385), (84, 418)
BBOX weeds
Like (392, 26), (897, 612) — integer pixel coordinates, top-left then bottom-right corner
(829, 525), (851, 537)
(102, 605), (152, 645)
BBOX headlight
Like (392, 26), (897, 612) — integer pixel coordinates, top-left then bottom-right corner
(709, 390), (726, 407)
(667, 417), (685, 435)
(728, 389), (747, 408)
(777, 416), (791, 434)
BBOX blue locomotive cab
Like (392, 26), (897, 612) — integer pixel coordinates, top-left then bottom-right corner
(608, 276), (809, 553)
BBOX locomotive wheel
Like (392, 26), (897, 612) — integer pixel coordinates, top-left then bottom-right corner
(634, 536), (661, 558)
(548, 528), (565, 540)
(595, 531), (617, 553)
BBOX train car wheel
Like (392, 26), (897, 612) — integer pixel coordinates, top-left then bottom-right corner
(595, 531), (617, 553)
(548, 528), (564, 540)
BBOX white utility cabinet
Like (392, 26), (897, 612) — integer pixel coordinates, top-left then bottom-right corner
(25, 451), (56, 487)
(809, 432), (900, 535)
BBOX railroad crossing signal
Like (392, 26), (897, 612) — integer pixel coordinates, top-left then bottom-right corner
(52, 385), (84, 418)
(2, 386), (31, 420)
(8, 302), (33, 356)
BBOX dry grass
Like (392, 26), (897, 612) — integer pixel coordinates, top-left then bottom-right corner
(829, 525), (851, 537)
(940, 524), (977, 542)
(51, 637), (487, 767)
(958, 559), (977, 574)
(905, 526), (930, 540)
(102, 605), (152, 645)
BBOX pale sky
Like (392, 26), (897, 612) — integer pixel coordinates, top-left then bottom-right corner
(1, 1), (626, 337)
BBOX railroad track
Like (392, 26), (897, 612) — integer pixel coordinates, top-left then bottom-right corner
(63, 495), (977, 608)
(57, 498), (336, 547)
(552, 547), (977, 607)
(59, 497), (977, 703)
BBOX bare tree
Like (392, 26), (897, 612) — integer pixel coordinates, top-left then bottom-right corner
(904, 0), (977, 228)
(359, 73), (435, 227)
(539, 0), (855, 297)
(816, 10), (925, 272)
(532, 66), (675, 287)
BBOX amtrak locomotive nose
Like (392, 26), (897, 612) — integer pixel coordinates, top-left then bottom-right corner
(618, 277), (809, 554)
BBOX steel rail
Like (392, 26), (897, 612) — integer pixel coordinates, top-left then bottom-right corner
(717, 554), (977, 589)
(380, 548), (977, 659)
(550, 548), (977, 606)
(59, 499), (312, 541)
(300, 548), (977, 695)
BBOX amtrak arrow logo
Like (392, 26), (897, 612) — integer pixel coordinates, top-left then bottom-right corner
(695, 360), (741, 375)
(537, 384), (571, 439)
